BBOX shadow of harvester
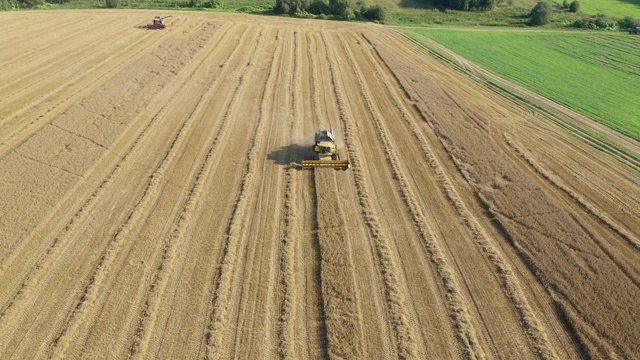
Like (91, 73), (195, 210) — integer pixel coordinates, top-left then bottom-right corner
(267, 144), (315, 169)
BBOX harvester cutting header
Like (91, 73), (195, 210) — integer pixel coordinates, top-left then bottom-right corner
(302, 129), (351, 169)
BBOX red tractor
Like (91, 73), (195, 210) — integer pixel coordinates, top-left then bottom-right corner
(147, 16), (169, 29)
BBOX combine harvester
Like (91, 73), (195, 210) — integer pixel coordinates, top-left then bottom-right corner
(302, 129), (351, 169)
(146, 15), (170, 29)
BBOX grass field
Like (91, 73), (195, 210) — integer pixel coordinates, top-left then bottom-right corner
(384, 5), (532, 27)
(406, 29), (640, 141)
(572, 0), (640, 18)
(375, 0), (640, 26)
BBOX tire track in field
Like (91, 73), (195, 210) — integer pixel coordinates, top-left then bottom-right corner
(0, 21), (223, 260)
(0, 16), (206, 128)
(303, 32), (331, 360)
(337, 32), (488, 359)
(359, 32), (559, 359)
(551, 296), (616, 359)
(0, 18), (134, 99)
(277, 30), (301, 360)
(313, 168), (367, 359)
(524, 131), (639, 195)
(0, 19), (228, 294)
(136, 29), (273, 355)
(556, 148), (639, 208)
(0, 16), (113, 72)
(45, 24), (251, 359)
(504, 133), (640, 262)
(0, 20), (162, 123)
(371, 30), (640, 358)
(306, 179), (330, 359)
(506, 133), (640, 251)
(0, 22), (228, 353)
(128, 47), (258, 359)
(203, 27), (280, 360)
(320, 30), (424, 359)
(130, 27), (270, 359)
(0, 19), (74, 55)
(0, 14), (96, 65)
(306, 34), (368, 360)
(230, 29), (291, 357)
(0, 18), (229, 298)
(0, 23), (175, 159)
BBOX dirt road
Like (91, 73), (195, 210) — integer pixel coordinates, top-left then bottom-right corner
(0, 10), (638, 359)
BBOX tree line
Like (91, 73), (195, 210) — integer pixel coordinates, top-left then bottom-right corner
(1, 0), (68, 9)
(274, 0), (385, 20)
(431, 0), (498, 11)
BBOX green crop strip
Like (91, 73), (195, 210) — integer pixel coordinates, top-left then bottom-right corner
(569, 0), (640, 18)
(408, 29), (640, 141)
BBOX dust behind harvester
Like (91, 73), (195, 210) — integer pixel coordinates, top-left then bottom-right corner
(302, 129), (351, 169)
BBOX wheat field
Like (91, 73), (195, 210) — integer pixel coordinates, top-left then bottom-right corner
(0, 9), (638, 359)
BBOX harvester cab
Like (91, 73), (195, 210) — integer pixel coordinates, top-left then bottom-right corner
(302, 129), (351, 169)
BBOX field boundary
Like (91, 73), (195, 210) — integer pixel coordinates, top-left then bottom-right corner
(397, 30), (640, 171)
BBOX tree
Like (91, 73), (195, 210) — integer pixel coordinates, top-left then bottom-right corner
(619, 16), (638, 29)
(433, 0), (498, 11)
(17, 0), (43, 7)
(475, 0), (498, 10)
(275, 0), (361, 19)
(0, 0), (17, 9)
(329, 0), (357, 19)
(529, 1), (551, 26)
(594, 15), (608, 28)
(363, 4), (385, 21)
(274, 0), (312, 14)
(568, 0), (579, 13)
(105, 0), (118, 7)
(274, 0), (290, 14)
(308, 0), (329, 14)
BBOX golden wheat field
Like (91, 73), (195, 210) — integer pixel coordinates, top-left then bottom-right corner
(0, 9), (639, 359)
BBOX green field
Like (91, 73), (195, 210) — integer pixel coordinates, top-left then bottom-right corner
(383, 5), (532, 27)
(407, 29), (640, 141)
(496, 0), (640, 19)
(380, 0), (640, 27)
(572, 0), (640, 18)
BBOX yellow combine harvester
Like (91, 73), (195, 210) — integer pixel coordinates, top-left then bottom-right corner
(302, 129), (351, 169)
